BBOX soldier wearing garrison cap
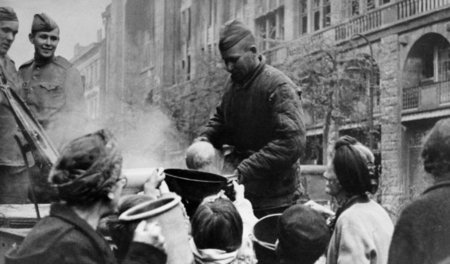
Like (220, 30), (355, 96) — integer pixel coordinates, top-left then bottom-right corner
(190, 20), (306, 218)
(19, 13), (86, 202)
(0, 7), (30, 204)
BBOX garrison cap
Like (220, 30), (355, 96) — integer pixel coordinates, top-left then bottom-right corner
(219, 19), (253, 52)
(0, 7), (18, 22)
(31, 13), (58, 34)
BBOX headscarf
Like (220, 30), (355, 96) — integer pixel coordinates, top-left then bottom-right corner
(0, 7), (18, 22)
(31, 13), (58, 34)
(49, 129), (123, 205)
(219, 19), (252, 52)
(333, 135), (376, 195)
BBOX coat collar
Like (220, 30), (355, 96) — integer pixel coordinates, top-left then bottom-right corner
(232, 55), (266, 90)
(423, 179), (450, 195)
(50, 203), (113, 259)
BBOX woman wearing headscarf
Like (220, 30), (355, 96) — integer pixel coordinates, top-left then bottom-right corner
(5, 129), (166, 264)
(323, 136), (393, 264)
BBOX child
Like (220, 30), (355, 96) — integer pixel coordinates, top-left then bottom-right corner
(190, 182), (257, 264)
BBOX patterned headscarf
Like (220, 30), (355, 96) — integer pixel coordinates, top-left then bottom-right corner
(0, 7), (18, 22)
(49, 129), (123, 205)
(31, 13), (58, 34)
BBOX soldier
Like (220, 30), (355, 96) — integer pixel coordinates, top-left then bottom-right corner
(0, 7), (29, 204)
(191, 20), (306, 218)
(19, 13), (86, 202)
(19, 13), (86, 149)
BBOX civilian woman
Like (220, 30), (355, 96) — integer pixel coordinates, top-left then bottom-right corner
(324, 136), (393, 264)
(5, 129), (166, 264)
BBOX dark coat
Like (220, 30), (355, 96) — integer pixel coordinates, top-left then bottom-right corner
(0, 55), (24, 166)
(5, 203), (166, 264)
(200, 57), (306, 209)
(388, 180), (450, 264)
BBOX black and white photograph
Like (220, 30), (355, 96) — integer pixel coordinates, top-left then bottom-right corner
(0, 0), (449, 263)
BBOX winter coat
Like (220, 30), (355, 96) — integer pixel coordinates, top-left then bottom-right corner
(327, 200), (393, 264)
(388, 180), (450, 264)
(200, 56), (306, 209)
(0, 55), (24, 166)
(5, 203), (166, 264)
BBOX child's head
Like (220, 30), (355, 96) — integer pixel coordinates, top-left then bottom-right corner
(191, 197), (243, 252)
(276, 204), (330, 264)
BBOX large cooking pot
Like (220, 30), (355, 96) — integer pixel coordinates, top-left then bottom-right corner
(163, 168), (230, 216)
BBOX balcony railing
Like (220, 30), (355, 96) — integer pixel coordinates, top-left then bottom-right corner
(402, 80), (450, 111)
(335, 0), (450, 41)
(263, 0), (450, 63)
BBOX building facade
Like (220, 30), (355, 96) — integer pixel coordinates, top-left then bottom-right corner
(71, 40), (104, 120)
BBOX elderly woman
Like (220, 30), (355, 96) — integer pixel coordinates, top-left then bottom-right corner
(323, 136), (393, 264)
(388, 118), (450, 264)
(5, 129), (166, 264)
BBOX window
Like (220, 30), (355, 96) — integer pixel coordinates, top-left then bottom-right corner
(313, 0), (321, 31)
(255, 6), (285, 50)
(379, 0), (391, 5)
(439, 48), (450, 82)
(256, 17), (267, 51)
(299, 0), (308, 35)
(181, 8), (191, 48)
(187, 55), (191, 81)
(322, 0), (330, 28)
(181, 7), (191, 81)
(351, 0), (360, 16)
(422, 46), (435, 82)
(312, 0), (331, 32)
(367, 0), (376, 11)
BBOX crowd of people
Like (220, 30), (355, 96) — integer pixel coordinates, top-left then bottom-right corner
(2, 5), (450, 264)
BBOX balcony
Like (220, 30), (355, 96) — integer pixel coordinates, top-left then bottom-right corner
(263, 0), (450, 64)
(402, 80), (450, 111)
(335, 0), (450, 41)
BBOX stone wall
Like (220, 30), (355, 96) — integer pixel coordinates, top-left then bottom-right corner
(378, 34), (405, 220)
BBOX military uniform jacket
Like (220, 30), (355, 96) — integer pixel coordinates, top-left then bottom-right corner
(200, 56), (306, 209)
(0, 55), (25, 166)
(19, 56), (86, 148)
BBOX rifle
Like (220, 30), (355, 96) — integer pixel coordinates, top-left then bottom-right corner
(0, 74), (59, 210)
(0, 81), (59, 167)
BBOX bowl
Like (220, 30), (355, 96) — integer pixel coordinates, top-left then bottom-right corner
(251, 214), (281, 264)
